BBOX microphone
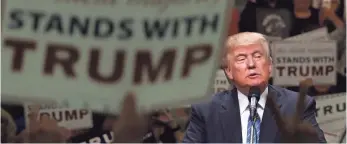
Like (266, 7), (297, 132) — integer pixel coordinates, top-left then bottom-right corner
(248, 86), (261, 119)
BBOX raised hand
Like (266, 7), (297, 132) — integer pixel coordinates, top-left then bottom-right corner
(14, 105), (71, 143)
(112, 92), (150, 143)
(267, 78), (320, 143)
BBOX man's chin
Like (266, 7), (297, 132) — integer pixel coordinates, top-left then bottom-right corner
(247, 81), (266, 87)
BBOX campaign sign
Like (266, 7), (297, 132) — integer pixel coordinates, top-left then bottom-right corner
(213, 69), (232, 93)
(271, 41), (337, 86)
(24, 102), (93, 130)
(2, 0), (233, 113)
(283, 27), (329, 41)
(315, 93), (346, 143)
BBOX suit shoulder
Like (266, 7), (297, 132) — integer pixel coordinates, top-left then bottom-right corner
(191, 90), (231, 112)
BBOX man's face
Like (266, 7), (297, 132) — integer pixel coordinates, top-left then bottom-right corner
(225, 43), (272, 88)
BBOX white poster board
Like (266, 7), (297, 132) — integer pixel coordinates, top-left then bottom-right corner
(283, 27), (329, 41)
(2, 0), (233, 113)
(213, 69), (232, 93)
(271, 41), (337, 86)
(315, 93), (346, 143)
(24, 102), (92, 130)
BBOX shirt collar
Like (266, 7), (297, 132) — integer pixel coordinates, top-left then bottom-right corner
(238, 87), (268, 114)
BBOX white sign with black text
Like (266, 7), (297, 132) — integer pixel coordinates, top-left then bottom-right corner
(271, 41), (337, 86)
(315, 93), (346, 143)
(213, 69), (232, 93)
(2, 0), (234, 113)
(24, 103), (93, 130)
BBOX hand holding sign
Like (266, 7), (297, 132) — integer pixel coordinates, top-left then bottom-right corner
(112, 92), (150, 143)
(267, 78), (320, 143)
(15, 105), (71, 143)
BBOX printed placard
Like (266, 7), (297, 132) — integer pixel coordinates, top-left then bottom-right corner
(69, 130), (114, 143)
(283, 27), (329, 41)
(2, 0), (233, 113)
(213, 69), (232, 93)
(271, 41), (337, 86)
(24, 103), (93, 130)
(315, 93), (346, 143)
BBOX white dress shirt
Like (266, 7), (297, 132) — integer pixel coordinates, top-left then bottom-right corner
(238, 87), (268, 144)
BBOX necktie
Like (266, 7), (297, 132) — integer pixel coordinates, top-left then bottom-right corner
(246, 112), (261, 144)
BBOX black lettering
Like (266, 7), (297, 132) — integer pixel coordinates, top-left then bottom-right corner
(94, 18), (114, 38)
(183, 16), (198, 36)
(288, 66), (297, 76)
(143, 19), (170, 40)
(336, 102), (346, 112)
(8, 9), (24, 29)
(276, 66), (285, 76)
(79, 109), (89, 119)
(4, 39), (36, 72)
(118, 19), (134, 40)
(29, 11), (45, 32)
(325, 66), (334, 75)
(182, 44), (212, 77)
(200, 14), (219, 35)
(52, 111), (63, 122)
(300, 66), (309, 76)
(315, 107), (320, 117)
(89, 49), (125, 83)
(323, 105), (332, 115)
(45, 14), (64, 34)
(69, 15), (90, 37)
(65, 110), (78, 120)
(312, 66), (324, 76)
(43, 44), (79, 77)
(133, 49), (176, 84)
(171, 18), (180, 37)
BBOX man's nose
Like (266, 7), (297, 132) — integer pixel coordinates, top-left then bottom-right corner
(247, 57), (256, 69)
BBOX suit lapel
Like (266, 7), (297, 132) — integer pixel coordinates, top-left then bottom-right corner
(219, 88), (242, 143)
(259, 85), (283, 143)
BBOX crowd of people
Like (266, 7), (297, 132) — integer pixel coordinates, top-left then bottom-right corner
(1, 0), (346, 143)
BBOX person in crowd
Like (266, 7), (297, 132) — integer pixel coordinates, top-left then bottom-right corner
(239, 0), (321, 38)
(142, 110), (183, 143)
(290, 0), (321, 35)
(182, 32), (326, 143)
(320, 0), (345, 32)
(1, 109), (17, 143)
(305, 2), (346, 96)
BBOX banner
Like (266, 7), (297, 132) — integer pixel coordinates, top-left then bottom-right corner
(2, 0), (233, 113)
(271, 41), (337, 86)
(315, 93), (346, 143)
(24, 103), (92, 130)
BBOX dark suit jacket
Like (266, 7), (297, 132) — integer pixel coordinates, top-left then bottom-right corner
(183, 85), (326, 143)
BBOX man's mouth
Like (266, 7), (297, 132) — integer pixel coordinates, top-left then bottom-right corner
(248, 73), (260, 78)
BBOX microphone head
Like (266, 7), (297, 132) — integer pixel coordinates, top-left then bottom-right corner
(248, 86), (261, 102)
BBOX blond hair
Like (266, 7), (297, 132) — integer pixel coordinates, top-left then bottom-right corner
(221, 32), (270, 68)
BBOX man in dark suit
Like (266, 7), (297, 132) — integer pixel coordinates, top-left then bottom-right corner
(182, 32), (326, 143)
